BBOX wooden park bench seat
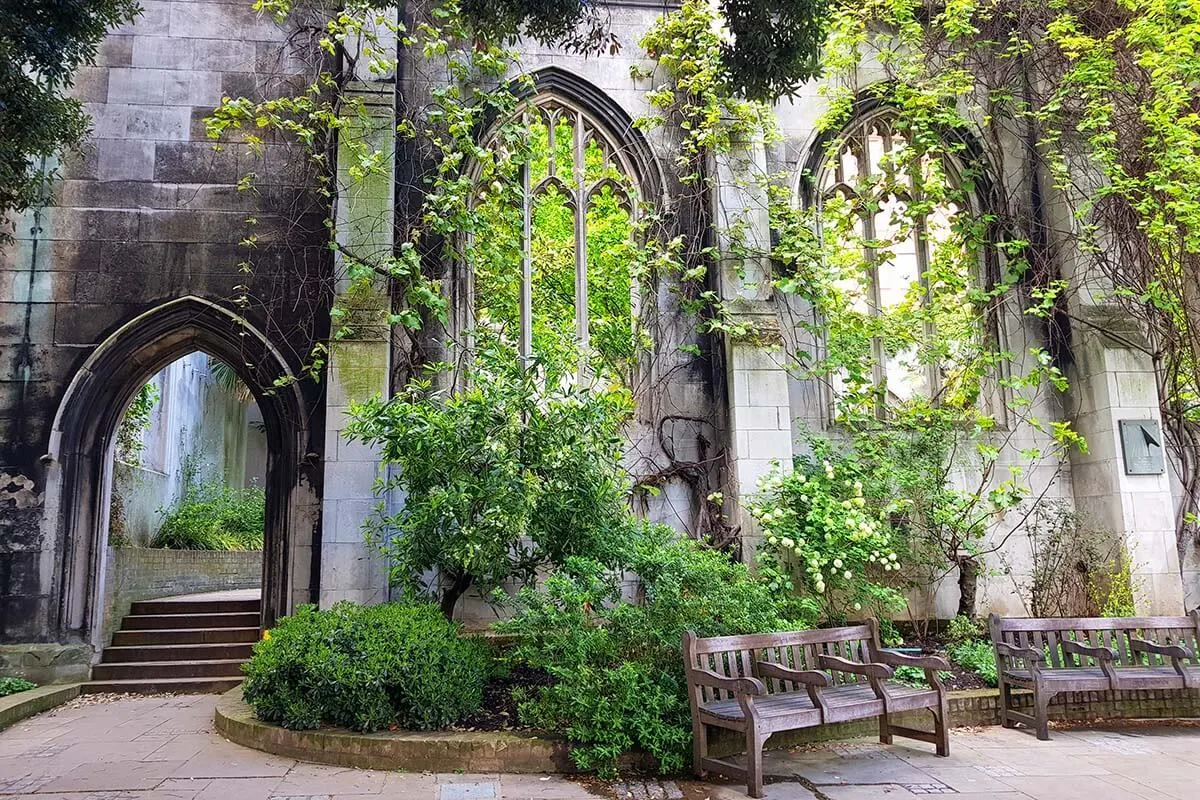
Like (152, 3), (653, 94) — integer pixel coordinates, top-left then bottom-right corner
(989, 612), (1200, 741)
(683, 621), (951, 798)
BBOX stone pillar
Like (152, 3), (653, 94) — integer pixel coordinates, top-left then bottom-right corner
(318, 81), (395, 607)
(713, 134), (794, 556)
(1069, 311), (1185, 614)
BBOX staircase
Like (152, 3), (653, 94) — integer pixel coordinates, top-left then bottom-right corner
(86, 594), (261, 694)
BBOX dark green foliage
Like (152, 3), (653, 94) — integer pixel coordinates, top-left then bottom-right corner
(243, 602), (490, 732)
(949, 639), (998, 687)
(0, 1), (141, 229)
(0, 676), (37, 696)
(497, 525), (813, 776)
(152, 483), (265, 551)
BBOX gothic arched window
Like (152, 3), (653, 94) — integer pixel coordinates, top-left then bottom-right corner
(468, 94), (642, 382)
(811, 109), (984, 409)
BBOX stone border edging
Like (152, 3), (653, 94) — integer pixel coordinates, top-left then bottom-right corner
(214, 688), (578, 773)
(0, 684), (82, 731)
(216, 685), (1200, 772)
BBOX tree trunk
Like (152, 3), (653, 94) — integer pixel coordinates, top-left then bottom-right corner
(440, 573), (474, 620)
(957, 555), (979, 619)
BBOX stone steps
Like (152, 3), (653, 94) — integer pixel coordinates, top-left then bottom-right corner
(86, 594), (260, 694)
(120, 611), (261, 630)
(110, 626), (260, 646)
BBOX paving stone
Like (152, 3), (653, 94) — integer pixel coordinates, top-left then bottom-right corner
(37, 760), (186, 792)
(439, 782), (498, 800)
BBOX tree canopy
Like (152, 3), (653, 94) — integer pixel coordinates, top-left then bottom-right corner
(0, 1), (141, 228)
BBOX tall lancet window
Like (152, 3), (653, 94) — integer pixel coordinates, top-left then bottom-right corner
(813, 110), (984, 411)
(469, 95), (641, 384)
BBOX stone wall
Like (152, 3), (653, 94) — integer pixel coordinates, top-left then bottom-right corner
(0, 0), (330, 644)
(101, 547), (261, 642)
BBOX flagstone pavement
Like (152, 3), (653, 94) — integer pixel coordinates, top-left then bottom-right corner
(1, 694), (1199, 800)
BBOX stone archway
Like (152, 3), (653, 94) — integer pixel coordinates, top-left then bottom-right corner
(44, 297), (315, 648)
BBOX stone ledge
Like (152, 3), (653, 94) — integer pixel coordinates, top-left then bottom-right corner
(0, 683), (82, 731)
(214, 688), (577, 773)
(216, 685), (1200, 772)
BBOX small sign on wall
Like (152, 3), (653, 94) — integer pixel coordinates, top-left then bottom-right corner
(1119, 419), (1165, 475)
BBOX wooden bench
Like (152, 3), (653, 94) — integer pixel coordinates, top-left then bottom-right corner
(989, 612), (1200, 740)
(683, 621), (951, 797)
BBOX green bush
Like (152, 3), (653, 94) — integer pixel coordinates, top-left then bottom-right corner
(948, 638), (997, 687)
(345, 343), (636, 618)
(497, 525), (813, 776)
(946, 614), (984, 645)
(243, 602), (490, 732)
(152, 482), (265, 551)
(0, 677), (36, 697)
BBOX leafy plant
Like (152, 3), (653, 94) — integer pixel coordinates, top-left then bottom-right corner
(0, 676), (36, 697)
(497, 525), (812, 776)
(891, 665), (951, 688)
(152, 482), (265, 551)
(114, 382), (159, 466)
(948, 639), (997, 688)
(243, 602), (490, 732)
(345, 344), (636, 618)
(748, 439), (907, 623)
(945, 614), (984, 646)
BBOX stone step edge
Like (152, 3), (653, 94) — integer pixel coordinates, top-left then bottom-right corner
(83, 677), (244, 695)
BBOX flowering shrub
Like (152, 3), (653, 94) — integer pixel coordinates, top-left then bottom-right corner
(748, 442), (907, 622)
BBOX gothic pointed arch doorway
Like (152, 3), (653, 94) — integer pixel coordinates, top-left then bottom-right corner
(44, 296), (318, 650)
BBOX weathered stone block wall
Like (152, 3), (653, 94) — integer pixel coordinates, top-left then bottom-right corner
(101, 546), (261, 641)
(0, 1), (331, 643)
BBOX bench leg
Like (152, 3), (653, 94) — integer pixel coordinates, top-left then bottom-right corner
(879, 709), (892, 746)
(693, 720), (708, 778)
(1033, 686), (1054, 741)
(999, 679), (1016, 728)
(934, 697), (950, 757)
(745, 725), (766, 798)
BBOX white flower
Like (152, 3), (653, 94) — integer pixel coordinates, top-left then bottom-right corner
(833, 558), (843, 569)
(815, 581), (826, 593)
(853, 602), (862, 611)
(844, 570), (853, 580)
(768, 536), (778, 545)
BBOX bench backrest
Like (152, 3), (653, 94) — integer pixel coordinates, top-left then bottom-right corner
(989, 613), (1200, 668)
(683, 623), (880, 704)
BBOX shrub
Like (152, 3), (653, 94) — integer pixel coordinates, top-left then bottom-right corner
(0, 677), (36, 697)
(945, 614), (984, 645)
(242, 602), (490, 732)
(948, 639), (997, 687)
(748, 440), (908, 622)
(497, 525), (813, 776)
(152, 482), (265, 551)
(345, 344), (636, 617)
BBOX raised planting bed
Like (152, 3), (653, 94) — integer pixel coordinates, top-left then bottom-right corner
(215, 685), (1200, 773)
(0, 683), (82, 731)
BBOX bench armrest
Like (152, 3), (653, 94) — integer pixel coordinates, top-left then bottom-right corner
(817, 654), (895, 679)
(754, 661), (831, 687)
(1130, 638), (1195, 660)
(873, 650), (952, 671)
(1061, 640), (1118, 662)
(994, 642), (1044, 663)
(688, 668), (766, 697)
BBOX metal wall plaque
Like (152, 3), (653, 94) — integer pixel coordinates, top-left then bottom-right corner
(1119, 419), (1165, 475)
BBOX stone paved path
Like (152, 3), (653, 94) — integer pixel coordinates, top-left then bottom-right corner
(1, 695), (1198, 800)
